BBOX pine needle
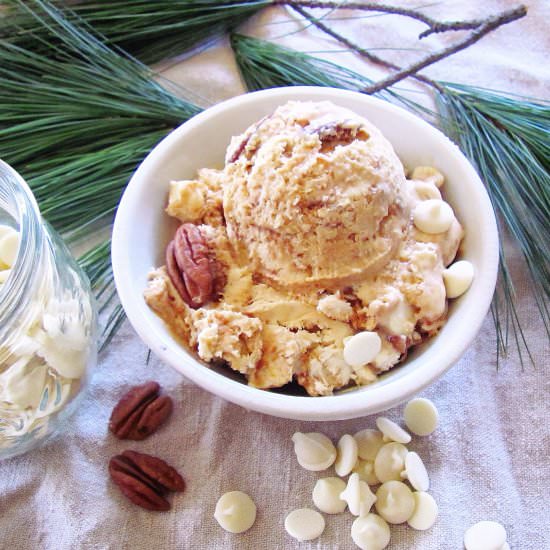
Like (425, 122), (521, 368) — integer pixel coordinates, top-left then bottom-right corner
(78, 239), (126, 352)
(1, 0), (270, 64)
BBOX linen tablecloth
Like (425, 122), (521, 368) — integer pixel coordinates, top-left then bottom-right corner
(1, 1), (548, 548)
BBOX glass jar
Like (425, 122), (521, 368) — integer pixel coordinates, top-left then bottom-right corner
(0, 160), (98, 460)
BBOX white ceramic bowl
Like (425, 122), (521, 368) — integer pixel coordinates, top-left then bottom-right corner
(112, 87), (498, 421)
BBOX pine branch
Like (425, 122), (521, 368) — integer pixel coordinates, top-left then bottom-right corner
(2, 0), (269, 64)
(0, 0), (204, 346)
(0, 0), (201, 238)
(276, 0), (498, 38)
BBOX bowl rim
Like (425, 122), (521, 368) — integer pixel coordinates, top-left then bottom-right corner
(112, 86), (499, 421)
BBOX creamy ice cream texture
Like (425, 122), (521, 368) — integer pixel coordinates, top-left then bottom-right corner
(145, 100), (465, 396)
(223, 102), (408, 287)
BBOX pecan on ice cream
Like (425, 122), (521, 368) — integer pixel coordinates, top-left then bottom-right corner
(109, 381), (173, 441)
(306, 119), (369, 152)
(166, 223), (216, 308)
(109, 450), (185, 511)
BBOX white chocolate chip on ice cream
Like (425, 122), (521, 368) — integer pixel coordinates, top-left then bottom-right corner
(413, 199), (454, 234)
(404, 398), (439, 436)
(375, 481), (415, 524)
(376, 417), (411, 444)
(335, 434), (359, 477)
(214, 491), (257, 533)
(463, 521), (508, 550)
(312, 477), (347, 514)
(284, 508), (325, 541)
(407, 491), (438, 531)
(351, 514), (391, 550)
(291, 432), (336, 471)
(443, 260), (474, 298)
(343, 331), (382, 367)
(340, 473), (377, 517)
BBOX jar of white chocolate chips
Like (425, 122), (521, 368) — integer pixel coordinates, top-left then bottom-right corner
(0, 160), (97, 459)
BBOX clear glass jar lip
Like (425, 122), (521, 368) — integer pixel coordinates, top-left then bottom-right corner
(0, 160), (44, 333)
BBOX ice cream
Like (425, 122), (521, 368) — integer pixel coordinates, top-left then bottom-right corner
(144, 100), (465, 396)
(223, 102), (408, 287)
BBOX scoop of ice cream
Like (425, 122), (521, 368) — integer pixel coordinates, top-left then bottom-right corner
(222, 101), (408, 288)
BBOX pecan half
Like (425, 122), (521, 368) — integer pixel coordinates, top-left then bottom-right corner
(109, 381), (173, 440)
(166, 223), (215, 308)
(109, 450), (185, 511)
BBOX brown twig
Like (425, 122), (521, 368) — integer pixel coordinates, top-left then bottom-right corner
(290, 5), (442, 91)
(362, 5), (527, 93)
(275, 0), (495, 39)
(289, 4), (527, 94)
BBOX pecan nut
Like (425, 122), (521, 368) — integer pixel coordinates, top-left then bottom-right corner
(109, 450), (185, 511)
(166, 223), (216, 308)
(109, 381), (173, 440)
(307, 121), (369, 153)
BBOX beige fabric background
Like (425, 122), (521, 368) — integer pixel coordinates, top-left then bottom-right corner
(1, 1), (549, 549)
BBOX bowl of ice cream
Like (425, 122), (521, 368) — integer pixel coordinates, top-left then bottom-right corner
(112, 86), (498, 420)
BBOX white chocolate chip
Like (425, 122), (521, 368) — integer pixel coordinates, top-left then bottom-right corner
(0, 224), (14, 239)
(284, 508), (325, 541)
(463, 521), (507, 550)
(33, 329), (87, 379)
(376, 417), (411, 444)
(411, 180), (442, 201)
(343, 331), (382, 367)
(354, 429), (384, 461)
(0, 229), (19, 267)
(340, 473), (377, 517)
(0, 268), (11, 284)
(501, 543), (511, 550)
(413, 199), (454, 234)
(352, 459), (380, 486)
(0, 356), (48, 409)
(411, 166), (445, 188)
(214, 491), (256, 533)
(374, 442), (408, 483)
(312, 477), (347, 514)
(401, 452), (430, 491)
(291, 432), (336, 471)
(351, 513), (391, 550)
(403, 398), (439, 436)
(407, 491), (438, 530)
(375, 481), (415, 524)
(335, 434), (359, 477)
(443, 260), (474, 299)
